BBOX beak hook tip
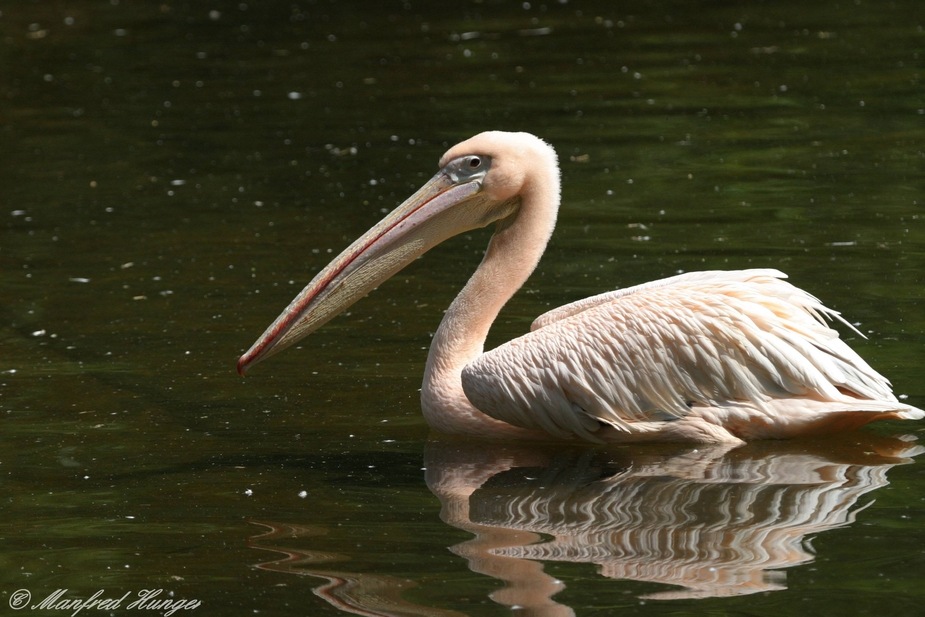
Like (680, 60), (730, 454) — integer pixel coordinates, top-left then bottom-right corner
(236, 355), (251, 377)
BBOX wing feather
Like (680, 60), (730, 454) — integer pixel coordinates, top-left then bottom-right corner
(461, 269), (901, 440)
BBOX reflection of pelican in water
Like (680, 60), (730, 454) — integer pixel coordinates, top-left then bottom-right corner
(249, 434), (920, 616)
(426, 433), (922, 610)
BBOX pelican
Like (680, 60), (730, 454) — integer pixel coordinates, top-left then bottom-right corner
(238, 131), (922, 443)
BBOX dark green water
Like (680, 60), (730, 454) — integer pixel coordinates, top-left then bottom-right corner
(2, 1), (923, 615)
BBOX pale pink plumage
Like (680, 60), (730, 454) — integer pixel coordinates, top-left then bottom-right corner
(239, 131), (922, 443)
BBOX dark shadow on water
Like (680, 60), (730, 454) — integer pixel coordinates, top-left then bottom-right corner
(247, 431), (921, 616)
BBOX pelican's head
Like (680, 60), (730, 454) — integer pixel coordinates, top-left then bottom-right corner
(237, 131), (559, 374)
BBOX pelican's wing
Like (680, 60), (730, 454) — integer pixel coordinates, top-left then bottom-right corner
(462, 269), (901, 441)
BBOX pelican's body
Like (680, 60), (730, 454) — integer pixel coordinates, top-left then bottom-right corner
(238, 131), (922, 443)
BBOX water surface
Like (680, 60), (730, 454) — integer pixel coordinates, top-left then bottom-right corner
(2, 1), (924, 615)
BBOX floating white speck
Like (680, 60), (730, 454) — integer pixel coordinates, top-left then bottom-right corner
(244, 488), (253, 496)
(69, 277), (91, 283)
(298, 490), (308, 498)
(32, 329), (46, 337)
(518, 27), (552, 37)
(287, 91), (303, 100)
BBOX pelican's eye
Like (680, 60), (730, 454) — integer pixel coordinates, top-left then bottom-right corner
(446, 154), (492, 182)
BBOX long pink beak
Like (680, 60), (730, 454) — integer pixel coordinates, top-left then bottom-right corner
(237, 166), (512, 375)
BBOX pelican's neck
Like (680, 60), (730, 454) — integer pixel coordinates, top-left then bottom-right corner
(421, 181), (559, 437)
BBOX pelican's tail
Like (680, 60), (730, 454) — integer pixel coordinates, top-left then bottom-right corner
(718, 397), (925, 440)
(895, 404), (925, 420)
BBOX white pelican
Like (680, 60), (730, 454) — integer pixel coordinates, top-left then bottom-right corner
(238, 131), (922, 443)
